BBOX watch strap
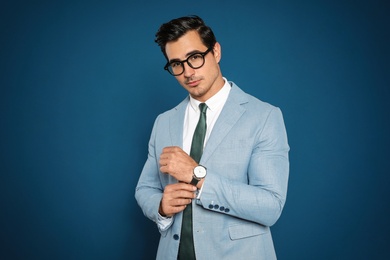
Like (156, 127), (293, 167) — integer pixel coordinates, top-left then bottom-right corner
(190, 177), (200, 186)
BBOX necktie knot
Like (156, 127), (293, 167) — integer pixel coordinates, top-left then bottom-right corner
(199, 103), (207, 114)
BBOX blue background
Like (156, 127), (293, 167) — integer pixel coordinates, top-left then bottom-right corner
(1, 0), (389, 259)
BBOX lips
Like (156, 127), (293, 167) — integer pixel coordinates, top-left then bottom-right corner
(187, 80), (201, 87)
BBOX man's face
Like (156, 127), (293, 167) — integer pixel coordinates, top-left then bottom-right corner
(165, 30), (224, 102)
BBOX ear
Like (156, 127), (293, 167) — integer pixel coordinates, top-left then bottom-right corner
(213, 42), (222, 63)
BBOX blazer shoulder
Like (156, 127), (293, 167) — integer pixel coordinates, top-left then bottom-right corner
(229, 81), (279, 113)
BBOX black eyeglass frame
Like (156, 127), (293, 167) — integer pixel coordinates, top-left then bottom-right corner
(164, 47), (213, 76)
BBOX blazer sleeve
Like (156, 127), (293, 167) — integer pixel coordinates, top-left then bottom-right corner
(196, 107), (289, 227)
(135, 115), (174, 231)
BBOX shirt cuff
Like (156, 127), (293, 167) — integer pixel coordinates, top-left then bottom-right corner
(196, 182), (205, 199)
(157, 213), (173, 231)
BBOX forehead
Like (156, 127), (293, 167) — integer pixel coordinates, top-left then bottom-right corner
(165, 30), (206, 60)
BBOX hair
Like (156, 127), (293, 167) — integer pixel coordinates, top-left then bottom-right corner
(155, 15), (217, 59)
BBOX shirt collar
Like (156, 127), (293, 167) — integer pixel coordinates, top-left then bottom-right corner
(189, 77), (231, 112)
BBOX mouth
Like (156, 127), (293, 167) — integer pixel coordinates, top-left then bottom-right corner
(186, 79), (201, 87)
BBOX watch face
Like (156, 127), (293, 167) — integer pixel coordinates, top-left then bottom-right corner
(194, 166), (207, 178)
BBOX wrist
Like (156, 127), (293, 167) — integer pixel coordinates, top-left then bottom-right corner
(190, 165), (207, 186)
(158, 201), (167, 217)
(196, 178), (205, 189)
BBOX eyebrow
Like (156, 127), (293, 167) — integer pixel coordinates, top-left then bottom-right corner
(168, 49), (205, 63)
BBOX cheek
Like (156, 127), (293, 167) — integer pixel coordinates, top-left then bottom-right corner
(203, 62), (219, 77)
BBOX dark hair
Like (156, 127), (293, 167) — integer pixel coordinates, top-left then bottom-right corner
(155, 15), (217, 59)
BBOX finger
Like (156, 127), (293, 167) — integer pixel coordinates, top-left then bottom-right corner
(161, 197), (191, 215)
(161, 146), (173, 154)
(169, 198), (192, 207)
(167, 205), (187, 215)
(162, 186), (196, 205)
(159, 158), (168, 167)
(159, 165), (169, 174)
(164, 196), (193, 208)
(173, 190), (197, 200)
(162, 146), (182, 154)
(159, 153), (169, 164)
(160, 202), (187, 217)
(166, 182), (197, 192)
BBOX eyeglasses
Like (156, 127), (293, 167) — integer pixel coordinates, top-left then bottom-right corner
(164, 47), (212, 76)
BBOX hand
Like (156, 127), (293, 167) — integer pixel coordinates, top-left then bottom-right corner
(159, 182), (197, 217)
(159, 146), (197, 183)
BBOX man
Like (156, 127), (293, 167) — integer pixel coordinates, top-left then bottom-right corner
(135, 15), (289, 260)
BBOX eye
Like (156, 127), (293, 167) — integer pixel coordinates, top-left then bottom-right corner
(170, 61), (182, 68)
(190, 54), (202, 60)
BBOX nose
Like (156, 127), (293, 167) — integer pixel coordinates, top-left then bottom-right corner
(183, 61), (195, 78)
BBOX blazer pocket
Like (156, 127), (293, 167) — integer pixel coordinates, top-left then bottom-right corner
(228, 223), (269, 240)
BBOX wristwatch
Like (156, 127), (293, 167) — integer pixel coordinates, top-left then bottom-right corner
(190, 165), (207, 186)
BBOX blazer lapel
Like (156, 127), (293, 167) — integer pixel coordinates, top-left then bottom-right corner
(169, 97), (189, 147)
(201, 84), (248, 164)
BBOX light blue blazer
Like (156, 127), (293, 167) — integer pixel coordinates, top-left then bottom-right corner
(135, 81), (289, 260)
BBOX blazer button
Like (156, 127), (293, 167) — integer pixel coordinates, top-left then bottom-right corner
(213, 204), (219, 210)
(173, 234), (179, 240)
(219, 206), (225, 211)
(208, 204), (214, 209)
(224, 208), (230, 213)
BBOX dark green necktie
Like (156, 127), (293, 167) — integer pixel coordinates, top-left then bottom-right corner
(178, 103), (208, 260)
